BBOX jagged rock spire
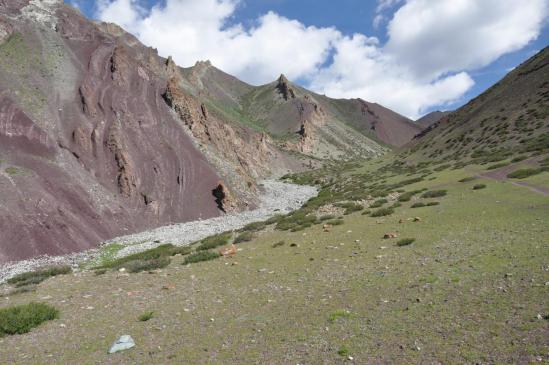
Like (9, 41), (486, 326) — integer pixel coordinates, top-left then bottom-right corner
(276, 74), (296, 100)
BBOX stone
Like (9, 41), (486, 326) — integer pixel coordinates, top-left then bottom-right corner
(108, 335), (135, 354)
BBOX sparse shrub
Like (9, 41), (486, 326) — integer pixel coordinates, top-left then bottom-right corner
(7, 266), (72, 287)
(94, 269), (107, 276)
(472, 184), (486, 190)
(234, 231), (254, 244)
(458, 177), (476, 183)
(4, 167), (19, 175)
(511, 155), (528, 163)
(125, 257), (170, 273)
(0, 302), (59, 336)
(197, 232), (232, 251)
(369, 199), (387, 208)
(411, 202), (426, 208)
(507, 168), (546, 179)
(398, 190), (421, 202)
(319, 214), (336, 221)
(486, 162), (509, 170)
(397, 238), (415, 246)
(421, 190), (447, 198)
(328, 309), (351, 323)
(138, 311), (154, 322)
(97, 244), (188, 270)
(336, 202), (363, 214)
(426, 201), (440, 206)
(360, 210), (371, 215)
(169, 246), (192, 256)
(370, 207), (394, 217)
(183, 251), (221, 265)
(265, 214), (285, 225)
(272, 241), (285, 248)
(241, 221), (266, 232)
(337, 346), (350, 357)
(326, 219), (344, 225)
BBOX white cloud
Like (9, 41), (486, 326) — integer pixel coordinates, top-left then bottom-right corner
(385, 0), (549, 80)
(95, 0), (548, 119)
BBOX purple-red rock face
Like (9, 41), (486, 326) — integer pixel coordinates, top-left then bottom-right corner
(0, 3), (224, 262)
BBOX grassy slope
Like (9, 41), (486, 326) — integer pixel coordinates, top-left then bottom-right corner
(1, 159), (547, 364)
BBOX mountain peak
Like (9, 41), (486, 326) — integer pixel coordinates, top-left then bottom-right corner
(276, 74), (296, 100)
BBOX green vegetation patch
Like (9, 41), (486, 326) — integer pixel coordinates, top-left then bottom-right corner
(507, 167), (547, 179)
(234, 231), (254, 244)
(328, 309), (351, 323)
(370, 207), (394, 217)
(7, 266), (72, 287)
(473, 184), (487, 190)
(421, 190), (447, 198)
(183, 251), (221, 265)
(0, 302), (58, 336)
(138, 311), (154, 322)
(96, 244), (189, 271)
(196, 233), (232, 251)
(397, 238), (415, 246)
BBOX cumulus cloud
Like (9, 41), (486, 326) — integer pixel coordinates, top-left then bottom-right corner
(95, 0), (548, 119)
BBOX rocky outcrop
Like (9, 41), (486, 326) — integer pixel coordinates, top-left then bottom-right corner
(276, 74), (296, 100)
(212, 181), (237, 212)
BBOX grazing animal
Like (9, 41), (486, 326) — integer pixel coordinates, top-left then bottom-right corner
(383, 232), (398, 239)
(323, 224), (332, 232)
(219, 244), (237, 257)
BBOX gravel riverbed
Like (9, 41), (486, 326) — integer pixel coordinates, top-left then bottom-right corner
(0, 180), (317, 284)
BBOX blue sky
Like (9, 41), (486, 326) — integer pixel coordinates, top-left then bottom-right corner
(73, 0), (549, 119)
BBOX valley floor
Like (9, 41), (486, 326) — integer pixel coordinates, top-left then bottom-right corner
(0, 180), (317, 284)
(0, 160), (548, 364)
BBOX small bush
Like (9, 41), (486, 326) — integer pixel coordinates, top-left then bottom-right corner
(370, 207), (394, 217)
(421, 190), (447, 198)
(234, 231), (254, 244)
(7, 266), (72, 287)
(411, 202), (425, 208)
(272, 241), (285, 248)
(319, 214), (336, 221)
(138, 311), (154, 322)
(426, 201), (440, 206)
(328, 309), (351, 323)
(472, 184), (486, 190)
(264, 214), (285, 225)
(397, 238), (415, 246)
(398, 190), (421, 202)
(0, 302), (59, 336)
(241, 221), (266, 232)
(337, 346), (350, 357)
(336, 202), (363, 214)
(458, 177), (476, 183)
(125, 257), (170, 273)
(183, 251), (221, 265)
(507, 168), (545, 179)
(511, 155), (528, 163)
(97, 244), (188, 270)
(486, 162), (509, 170)
(197, 232), (232, 251)
(326, 219), (344, 226)
(369, 199), (387, 208)
(360, 210), (371, 215)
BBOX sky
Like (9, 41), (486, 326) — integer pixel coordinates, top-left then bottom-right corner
(70, 0), (549, 119)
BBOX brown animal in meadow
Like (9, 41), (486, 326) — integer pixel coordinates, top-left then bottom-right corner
(219, 244), (237, 257)
(323, 224), (332, 232)
(383, 232), (398, 239)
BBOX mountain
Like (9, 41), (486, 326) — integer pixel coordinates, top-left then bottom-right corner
(0, 1), (422, 262)
(415, 110), (451, 129)
(404, 47), (549, 163)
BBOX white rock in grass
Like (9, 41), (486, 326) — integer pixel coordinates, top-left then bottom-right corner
(109, 335), (135, 354)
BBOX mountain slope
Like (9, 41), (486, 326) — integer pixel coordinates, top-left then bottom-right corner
(404, 47), (549, 163)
